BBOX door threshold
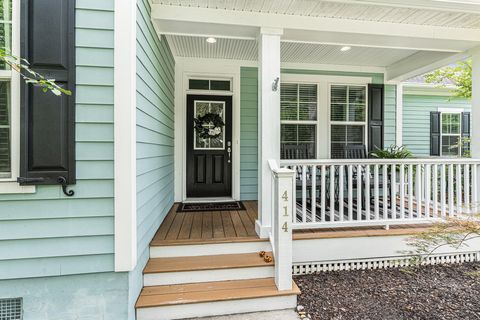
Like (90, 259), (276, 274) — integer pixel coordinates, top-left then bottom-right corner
(183, 197), (236, 203)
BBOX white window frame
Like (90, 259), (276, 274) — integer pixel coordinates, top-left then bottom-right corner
(280, 74), (372, 159)
(280, 82), (318, 159)
(328, 83), (369, 158)
(439, 110), (463, 157)
(0, 0), (35, 193)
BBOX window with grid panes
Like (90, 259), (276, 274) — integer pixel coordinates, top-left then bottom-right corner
(280, 83), (317, 159)
(0, 0), (13, 178)
(330, 85), (367, 158)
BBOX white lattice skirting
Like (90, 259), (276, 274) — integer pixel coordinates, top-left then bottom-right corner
(292, 251), (480, 275)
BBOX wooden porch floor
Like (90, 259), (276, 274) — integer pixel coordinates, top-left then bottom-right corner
(151, 201), (261, 245)
(151, 201), (431, 246)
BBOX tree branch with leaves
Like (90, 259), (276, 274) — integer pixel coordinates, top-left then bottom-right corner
(425, 60), (472, 99)
(0, 49), (71, 96)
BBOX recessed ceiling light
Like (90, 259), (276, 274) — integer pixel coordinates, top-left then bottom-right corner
(340, 46), (351, 52)
(206, 37), (217, 44)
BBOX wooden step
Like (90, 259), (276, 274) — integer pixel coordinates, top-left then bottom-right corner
(144, 252), (274, 274)
(136, 278), (300, 308)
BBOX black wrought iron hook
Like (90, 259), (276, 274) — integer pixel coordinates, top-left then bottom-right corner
(57, 176), (74, 197)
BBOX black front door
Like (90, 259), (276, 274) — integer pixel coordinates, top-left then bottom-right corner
(186, 95), (232, 198)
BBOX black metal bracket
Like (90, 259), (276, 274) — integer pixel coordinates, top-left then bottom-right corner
(57, 176), (74, 197)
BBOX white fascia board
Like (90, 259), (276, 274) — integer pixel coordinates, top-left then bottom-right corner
(385, 51), (470, 82)
(151, 5), (480, 44)
(402, 84), (457, 96)
(114, 0), (137, 272)
(325, 0), (480, 14)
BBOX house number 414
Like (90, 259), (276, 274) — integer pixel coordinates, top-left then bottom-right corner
(282, 191), (289, 233)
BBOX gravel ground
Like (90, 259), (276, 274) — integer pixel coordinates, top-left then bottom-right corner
(295, 262), (480, 320)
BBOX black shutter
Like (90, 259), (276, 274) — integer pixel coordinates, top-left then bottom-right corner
(19, 0), (75, 186)
(462, 112), (471, 156)
(368, 84), (384, 153)
(430, 112), (441, 156)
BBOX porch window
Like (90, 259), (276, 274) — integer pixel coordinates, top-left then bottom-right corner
(0, 0), (13, 179)
(330, 85), (367, 158)
(280, 83), (317, 159)
(441, 113), (461, 156)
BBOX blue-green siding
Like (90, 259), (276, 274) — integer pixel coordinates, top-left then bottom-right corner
(132, 0), (175, 314)
(240, 67), (258, 200)
(403, 94), (471, 156)
(384, 84), (396, 147)
(0, 0), (115, 280)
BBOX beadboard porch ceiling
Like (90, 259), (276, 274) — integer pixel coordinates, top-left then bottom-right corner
(153, 0), (480, 29)
(152, 0), (480, 80)
(166, 35), (417, 67)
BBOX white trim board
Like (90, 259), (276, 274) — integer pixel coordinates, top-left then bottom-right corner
(174, 59), (241, 202)
(114, 0), (137, 272)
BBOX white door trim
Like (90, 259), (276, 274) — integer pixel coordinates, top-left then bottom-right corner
(174, 59), (241, 202)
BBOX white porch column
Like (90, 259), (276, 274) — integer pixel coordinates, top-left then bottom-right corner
(395, 83), (403, 146)
(256, 27), (283, 238)
(472, 50), (480, 209)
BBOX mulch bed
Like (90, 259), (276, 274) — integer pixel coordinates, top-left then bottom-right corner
(295, 262), (480, 320)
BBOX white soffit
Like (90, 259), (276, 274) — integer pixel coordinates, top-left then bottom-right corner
(153, 0), (480, 29)
(166, 35), (417, 67)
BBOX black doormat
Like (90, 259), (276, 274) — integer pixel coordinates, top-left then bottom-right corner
(177, 201), (246, 212)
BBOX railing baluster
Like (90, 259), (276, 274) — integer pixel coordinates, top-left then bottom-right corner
(357, 164), (362, 221)
(321, 165), (326, 222)
(330, 165), (335, 222)
(416, 164), (422, 219)
(311, 165), (317, 222)
(339, 165), (344, 221)
(374, 164), (380, 220)
(399, 164), (405, 220)
(292, 165), (297, 222)
(456, 164), (462, 215)
(365, 165), (370, 220)
(441, 164), (446, 217)
(408, 164), (414, 219)
(465, 164), (470, 214)
(383, 164), (388, 220)
(433, 164), (438, 218)
(425, 164), (431, 218)
(448, 164), (454, 216)
(391, 164), (397, 220)
(348, 165), (353, 221)
(473, 164), (478, 212)
(302, 165), (307, 223)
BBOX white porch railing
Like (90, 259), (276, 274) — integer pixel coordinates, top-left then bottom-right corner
(279, 158), (480, 230)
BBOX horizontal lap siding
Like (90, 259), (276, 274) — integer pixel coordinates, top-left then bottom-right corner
(403, 94), (471, 156)
(384, 84), (396, 147)
(0, 0), (115, 280)
(134, 0), (175, 304)
(240, 67), (258, 200)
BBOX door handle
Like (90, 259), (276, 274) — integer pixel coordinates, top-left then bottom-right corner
(227, 141), (231, 163)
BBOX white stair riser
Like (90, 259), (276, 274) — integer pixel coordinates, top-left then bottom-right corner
(150, 241), (271, 258)
(143, 266), (274, 286)
(137, 295), (297, 320)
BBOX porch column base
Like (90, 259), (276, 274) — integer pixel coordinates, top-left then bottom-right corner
(255, 220), (271, 239)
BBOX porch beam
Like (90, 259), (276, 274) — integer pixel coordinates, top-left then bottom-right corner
(257, 27), (283, 238)
(151, 5), (480, 47)
(385, 51), (470, 82)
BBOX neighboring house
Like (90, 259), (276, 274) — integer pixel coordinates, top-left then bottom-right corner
(401, 77), (472, 157)
(1, 1), (480, 320)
